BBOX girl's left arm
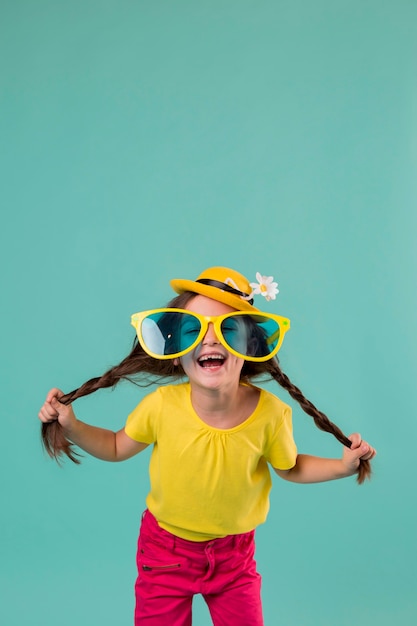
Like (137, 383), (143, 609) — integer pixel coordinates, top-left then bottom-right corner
(275, 433), (376, 484)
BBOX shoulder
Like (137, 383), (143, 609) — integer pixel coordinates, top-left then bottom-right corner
(155, 382), (190, 403)
(257, 386), (291, 414)
(130, 382), (189, 413)
(250, 387), (293, 432)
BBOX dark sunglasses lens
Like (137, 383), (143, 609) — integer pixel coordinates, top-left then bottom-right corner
(141, 312), (201, 356)
(221, 315), (280, 358)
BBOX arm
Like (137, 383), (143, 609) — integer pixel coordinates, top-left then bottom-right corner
(39, 388), (148, 462)
(275, 433), (376, 484)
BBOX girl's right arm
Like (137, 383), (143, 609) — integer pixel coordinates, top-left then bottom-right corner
(38, 388), (148, 462)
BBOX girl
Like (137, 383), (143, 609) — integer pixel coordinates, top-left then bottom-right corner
(38, 266), (375, 626)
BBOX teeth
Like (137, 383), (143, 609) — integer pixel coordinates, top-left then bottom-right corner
(198, 354), (225, 362)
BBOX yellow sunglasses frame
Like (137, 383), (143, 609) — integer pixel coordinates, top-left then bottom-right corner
(131, 308), (290, 362)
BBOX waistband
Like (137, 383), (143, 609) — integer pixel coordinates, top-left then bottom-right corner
(141, 509), (255, 551)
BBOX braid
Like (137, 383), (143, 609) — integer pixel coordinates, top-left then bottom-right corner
(41, 338), (185, 464)
(266, 360), (371, 484)
(41, 291), (198, 464)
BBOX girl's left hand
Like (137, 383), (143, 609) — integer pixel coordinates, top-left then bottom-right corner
(343, 433), (376, 475)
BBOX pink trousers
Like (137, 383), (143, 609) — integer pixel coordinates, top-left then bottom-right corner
(134, 510), (263, 625)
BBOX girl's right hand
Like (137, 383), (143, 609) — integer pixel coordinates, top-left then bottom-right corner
(38, 388), (77, 432)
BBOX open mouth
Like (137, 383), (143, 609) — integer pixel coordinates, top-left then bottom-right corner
(197, 354), (226, 368)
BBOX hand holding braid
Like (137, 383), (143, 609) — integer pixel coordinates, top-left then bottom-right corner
(39, 339), (183, 462)
(267, 360), (373, 484)
(39, 388), (81, 463)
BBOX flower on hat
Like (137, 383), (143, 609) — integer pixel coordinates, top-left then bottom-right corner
(250, 272), (279, 301)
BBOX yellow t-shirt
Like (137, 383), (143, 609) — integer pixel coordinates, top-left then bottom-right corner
(125, 382), (297, 541)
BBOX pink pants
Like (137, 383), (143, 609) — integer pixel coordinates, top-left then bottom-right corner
(134, 510), (263, 625)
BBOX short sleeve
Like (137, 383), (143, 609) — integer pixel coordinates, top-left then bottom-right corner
(125, 389), (161, 444)
(264, 405), (297, 470)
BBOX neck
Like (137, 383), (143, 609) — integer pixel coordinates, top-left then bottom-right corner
(190, 382), (241, 416)
(189, 381), (259, 429)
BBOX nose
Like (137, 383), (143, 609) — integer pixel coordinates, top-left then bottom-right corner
(202, 322), (220, 345)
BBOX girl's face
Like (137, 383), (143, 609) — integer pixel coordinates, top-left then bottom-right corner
(178, 295), (246, 391)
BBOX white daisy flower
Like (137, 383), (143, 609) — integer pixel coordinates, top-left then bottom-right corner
(250, 272), (279, 301)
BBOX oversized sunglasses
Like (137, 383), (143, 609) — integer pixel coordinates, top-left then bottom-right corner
(131, 309), (290, 362)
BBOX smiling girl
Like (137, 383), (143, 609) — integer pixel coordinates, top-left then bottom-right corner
(38, 266), (375, 626)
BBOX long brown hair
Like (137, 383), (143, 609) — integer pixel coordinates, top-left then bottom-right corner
(41, 291), (371, 483)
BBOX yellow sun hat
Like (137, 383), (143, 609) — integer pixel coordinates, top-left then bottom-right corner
(170, 267), (279, 312)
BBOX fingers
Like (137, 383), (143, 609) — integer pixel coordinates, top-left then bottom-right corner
(38, 404), (58, 423)
(348, 432), (362, 449)
(359, 443), (376, 461)
(46, 388), (65, 403)
(38, 388), (65, 423)
(347, 433), (376, 461)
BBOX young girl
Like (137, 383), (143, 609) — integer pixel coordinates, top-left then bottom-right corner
(38, 266), (375, 626)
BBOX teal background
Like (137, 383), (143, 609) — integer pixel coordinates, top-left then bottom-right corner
(1, 1), (416, 624)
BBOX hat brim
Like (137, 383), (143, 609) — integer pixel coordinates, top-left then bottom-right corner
(170, 279), (259, 312)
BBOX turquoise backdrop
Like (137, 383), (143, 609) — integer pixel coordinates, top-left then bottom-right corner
(1, 1), (416, 624)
